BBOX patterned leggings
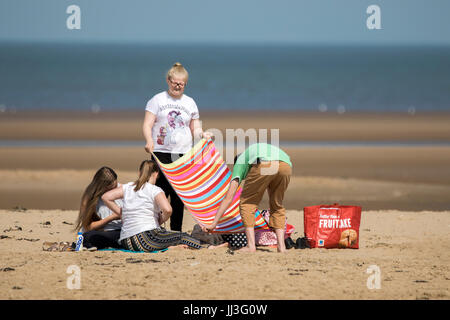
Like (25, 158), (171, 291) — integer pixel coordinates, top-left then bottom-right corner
(121, 228), (202, 252)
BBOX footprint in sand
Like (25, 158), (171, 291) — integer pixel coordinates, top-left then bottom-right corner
(1, 267), (15, 272)
(3, 226), (22, 232)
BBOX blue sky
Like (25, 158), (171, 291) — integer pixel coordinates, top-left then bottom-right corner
(0, 0), (449, 45)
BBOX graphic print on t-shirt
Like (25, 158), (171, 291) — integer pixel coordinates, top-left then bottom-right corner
(157, 109), (188, 146)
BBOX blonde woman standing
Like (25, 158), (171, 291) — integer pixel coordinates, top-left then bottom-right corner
(143, 62), (212, 231)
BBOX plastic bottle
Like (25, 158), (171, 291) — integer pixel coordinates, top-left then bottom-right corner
(75, 232), (84, 251)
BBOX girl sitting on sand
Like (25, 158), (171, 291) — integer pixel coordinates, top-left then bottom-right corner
(101, 160), (202, 252)
(74, 166), (123, 250)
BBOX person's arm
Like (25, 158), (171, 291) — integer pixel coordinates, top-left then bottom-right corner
(155, 192), (172, 225)
(202, 179), (240, 232)
(99, 186), (124, 231)
(86, 213), (120, 231)
(85, 198), (122, 231)
(190, 118), (213, 140)
(143, 111), (156, 153)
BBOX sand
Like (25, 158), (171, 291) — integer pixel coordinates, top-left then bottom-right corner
(1, 144), (450, 211)
(1, 111), (449, 300)
(1, 111), (450, 142)
(0, 208), (448, 300)
(1, 170), (450, 212)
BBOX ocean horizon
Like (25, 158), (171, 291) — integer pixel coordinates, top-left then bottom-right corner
(1, 42), (449, 113)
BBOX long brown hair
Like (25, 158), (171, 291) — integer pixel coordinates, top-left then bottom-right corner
(75, 166), (118, 232)
(133, 160), (159, 192)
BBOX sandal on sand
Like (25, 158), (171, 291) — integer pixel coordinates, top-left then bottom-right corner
(42, 241), (60, 251)
(42, 241), (75, 252)
(59, 242), (74, 252)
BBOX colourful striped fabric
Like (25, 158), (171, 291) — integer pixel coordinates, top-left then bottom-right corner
(152, 139), (269, 233)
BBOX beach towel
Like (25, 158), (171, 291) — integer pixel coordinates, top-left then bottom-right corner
(152, 138), (269, 233)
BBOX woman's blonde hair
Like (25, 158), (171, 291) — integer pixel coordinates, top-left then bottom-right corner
(166, 62), (189, 81)
(133, 160), (160, 192)
(75, 166), (117, 232)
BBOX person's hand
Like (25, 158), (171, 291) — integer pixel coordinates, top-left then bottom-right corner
(158, 211), (164, 225)
(201, 131), (213, 140)
(144, 141), (154, 153)
(201, 222), (217, 233)
(110, 211), (121, 220)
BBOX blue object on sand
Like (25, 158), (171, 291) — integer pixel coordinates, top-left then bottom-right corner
(98, 248), (168, 253)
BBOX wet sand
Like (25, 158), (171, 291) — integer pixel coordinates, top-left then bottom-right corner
(1, 111), (450, 142)
(1, 144), (450, 211)
(1, 168), (450, 212)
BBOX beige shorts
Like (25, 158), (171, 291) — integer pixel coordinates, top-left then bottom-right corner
(239, 161), (292, 229)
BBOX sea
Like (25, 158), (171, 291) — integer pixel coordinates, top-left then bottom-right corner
(0, 42), (449, 113)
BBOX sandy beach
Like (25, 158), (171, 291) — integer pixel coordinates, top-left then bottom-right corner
(0, 208), (448, 300)
(0, 111), (449, 300)
(1, 0), (450, 304)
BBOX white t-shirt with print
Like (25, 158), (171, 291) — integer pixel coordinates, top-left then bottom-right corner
(119, 182), (164, 242)
(145, 91), (199, 154)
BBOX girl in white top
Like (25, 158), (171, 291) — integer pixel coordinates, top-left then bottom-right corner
(74, 166), (123, 249)
(102, 160), (202, 252)
(143, 62), (212, 232)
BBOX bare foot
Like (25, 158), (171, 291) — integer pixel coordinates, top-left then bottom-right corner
(236, 246), (256, 253)
(168, 244), (189, 249)
(208, 245), (225, 250)
(208, 243), (229, 250)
